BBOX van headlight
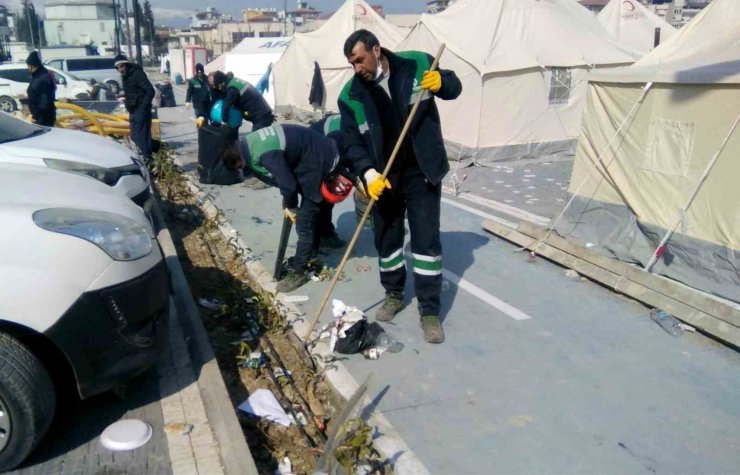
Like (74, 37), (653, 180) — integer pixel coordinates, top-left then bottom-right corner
(44, 158), (121, 186)
(33, 208), (153, 261)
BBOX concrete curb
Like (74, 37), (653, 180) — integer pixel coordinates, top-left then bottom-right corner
(172, 159), (430, 475)
(153, 196), (259, 475)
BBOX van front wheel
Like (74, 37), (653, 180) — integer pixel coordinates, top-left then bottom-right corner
(0, 96), (17, 112)
(106, 80), (120, 94)
(0, 333), (56, 472)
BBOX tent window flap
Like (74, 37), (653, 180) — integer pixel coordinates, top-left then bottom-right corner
(549, 68), (572, 106)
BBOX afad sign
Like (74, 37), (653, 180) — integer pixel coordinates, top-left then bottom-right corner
(259, 40), (291, 49)
(621, 0), (645, 20)
(353, 3), (379, 25)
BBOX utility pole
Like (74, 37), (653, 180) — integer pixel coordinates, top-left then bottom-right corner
(283, 0), (287, 36)
(122, 0), (132, 57)
(25, 1), (36, 50)
(133, 0), (142, 65)
(36, 9), (43, 47)
(113, 0), (121, 53)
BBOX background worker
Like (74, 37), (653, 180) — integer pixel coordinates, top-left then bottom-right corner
(115, 54), (155, 164)
(339, 29), (462, 344)
(185, 63), (211, 121)
(212, 71), (274, 132)
(222, 124), (354, 292)
(25, 51), (56, 126)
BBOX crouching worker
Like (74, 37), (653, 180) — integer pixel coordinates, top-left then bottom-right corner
(222, 124), (354, 292)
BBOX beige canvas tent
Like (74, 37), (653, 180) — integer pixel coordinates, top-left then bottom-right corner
(597, 0), (676, 53)
(397, 0), (640, 163)
(558, 0), (740, 302)
(273, 0), (403, 119)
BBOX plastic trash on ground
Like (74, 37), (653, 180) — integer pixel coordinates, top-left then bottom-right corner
(276, 456), (294, 475)
(197, 298), (220, 311)
(650, 309), (684, 337)
(238, 389), (292, 427)
(318, 300), (403, 357)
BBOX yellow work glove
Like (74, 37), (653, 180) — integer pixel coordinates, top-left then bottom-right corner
(195, 116), (205, 127)
(283, 208), (297, 224)
(185, 101), (192, 110)
(364, 169), (391, 201)
(420, 70), (442, 93)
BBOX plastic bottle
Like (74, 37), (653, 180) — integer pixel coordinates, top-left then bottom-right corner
(374, 332), (404, 353)
(650, 309), (684, 337)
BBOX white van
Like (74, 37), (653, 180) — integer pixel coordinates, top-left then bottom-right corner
(0, 64), (91, 102)
(46, 56), (122, 94)
(0, 162), (169, 471)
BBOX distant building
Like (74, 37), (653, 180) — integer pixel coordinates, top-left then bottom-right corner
(44, 0), (117, 48)
(579, 0), (610, 13)
(191, 7), (234, 30)
(426, 0), (456, 13)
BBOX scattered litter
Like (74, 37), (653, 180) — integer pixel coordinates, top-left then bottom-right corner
(197, 298), (220, 311)
(481, 186), (488, 190)
(320, 300), (404, 357)
(505, 184), (513, 188)
(522, 179), (531, 182)
(100, 420), (153, 451)
(251, 216), (273, 225)
(276, 456), (294, 475)
(678, 323), (697, 332)
(585, 242), (595, 248)
(543, 162), (552, 166)
(288, 411), (308, 426)
(495, 180), (504, 184)
(274, 368), (292, 379)
(555, 182), (562, 186)
(527, 186), (536, 189)
(441, 279), (451, 291)
(525, 201), (534, 204)
(356, 263), (372, 272)
(556, 198), (565, 203)
(240, 351), (265, 369)
(284, 295), (310, 303)
(525, 194), (533, 198)
(524, 169), (532, 172)
(238, 389), (291, 427)
(650, 309), (684, 337)
(561, 187), (568, 190)
(164, 422), (194, 436)
(524, 174), (536, 178)
(513, 190), (521, 194)
(310, 275), (322, 282)
(364, 347), (387, 360)
(505, 200), (514, 203)
(546, 178), (555, 182)
(564, 269), (579, 279)
(530, 198), (539, 202)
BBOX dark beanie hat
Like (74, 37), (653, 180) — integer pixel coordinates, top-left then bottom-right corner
(26, 51), (42, 68)
(114, 54), (129, 67)
(213, 71), (228, 86)
(195, 63), (204, 73)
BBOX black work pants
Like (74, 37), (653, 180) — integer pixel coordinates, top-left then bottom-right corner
(294, 199), (336, 271)
(372, 162), (442, 317)
(130, 106), (153, 159)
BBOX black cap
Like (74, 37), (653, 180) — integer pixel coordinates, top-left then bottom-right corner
(213, 71), (228, 86)
(26, 51), (42, 68)
(195, 63), (204, 73)
(113, 54), (129, 67)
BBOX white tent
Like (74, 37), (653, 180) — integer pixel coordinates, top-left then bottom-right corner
(597, 0), (676, 53)
(273, 0), (404, 119)
(398, 0), (640, 163)
(205, 37), (291, 109)
(560, 0), (740, 302)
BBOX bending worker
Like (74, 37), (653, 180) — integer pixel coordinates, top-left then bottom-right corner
(222, 124), (354, 293)
(338, 29), (462, 344)
(211, 71), (274, 132)
(185, 63), (211, 120)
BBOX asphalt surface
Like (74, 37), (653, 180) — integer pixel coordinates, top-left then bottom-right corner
(161, 89), (740, 474)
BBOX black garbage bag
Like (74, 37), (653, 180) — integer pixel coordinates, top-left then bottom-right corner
(155, 82), (177, 107)
(197, 125), (241, 185)
(334, 320), (385, 354)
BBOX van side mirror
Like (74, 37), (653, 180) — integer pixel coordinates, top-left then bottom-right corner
(57, 76), (66, 86)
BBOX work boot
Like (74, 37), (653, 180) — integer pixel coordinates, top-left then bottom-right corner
(320, 232), (346, 249)
(375, 294), (404, 322)
(420, 315), (445, 344)
(243, 176), (270, 190)
(277, 270), (309, 293)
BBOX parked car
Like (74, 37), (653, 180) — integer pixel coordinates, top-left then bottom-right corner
(0, 111), (154, 219)
(0, 93), (22, 113)
(0, 163), (169, 471)
(45, 57), (122, 94)
(0, 63), (91, 102)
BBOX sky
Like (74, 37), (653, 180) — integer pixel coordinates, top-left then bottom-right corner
(151, 0), (429, 26)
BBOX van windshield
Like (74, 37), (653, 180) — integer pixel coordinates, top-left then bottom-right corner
(0, 112), (48, 143)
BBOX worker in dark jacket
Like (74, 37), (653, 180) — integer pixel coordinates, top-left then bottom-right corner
(222, 124), (354, 293)
(185, 63), (211, 120)
(115, 54), (155, 163)
(212, 71), (274, 132)
(339, 29), (462, 344)
(26, 51), (56, 126)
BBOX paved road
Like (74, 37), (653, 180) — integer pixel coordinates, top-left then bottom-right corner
(161, 90), (740, 474)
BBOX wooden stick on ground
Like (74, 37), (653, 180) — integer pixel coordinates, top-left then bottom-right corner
(304, 44), (447, 340)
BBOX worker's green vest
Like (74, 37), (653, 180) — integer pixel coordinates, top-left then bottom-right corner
(188, 77), (203, 88)
(338, 51), (431, 135)
(244, 125), (286, 179)
(323, 114), (341, 136)
(228, 77), (252, 95)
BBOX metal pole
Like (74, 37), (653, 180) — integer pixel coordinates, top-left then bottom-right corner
(653, 27), (661, 48)
(113, 0), (121, 53)
(122, 0), (132, 57)
(35, 6), (43, 47)
(283, 0), (287, 35)
(133, 0), (142, 65)
(25, 1), (35, 50)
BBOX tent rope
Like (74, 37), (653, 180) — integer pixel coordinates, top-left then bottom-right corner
(517, 81), (654, 253)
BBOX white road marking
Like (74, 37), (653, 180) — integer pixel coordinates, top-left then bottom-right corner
(441, 197), (516, 228)
(443, 270), (532, 321)
(443, 186), (551, 226)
